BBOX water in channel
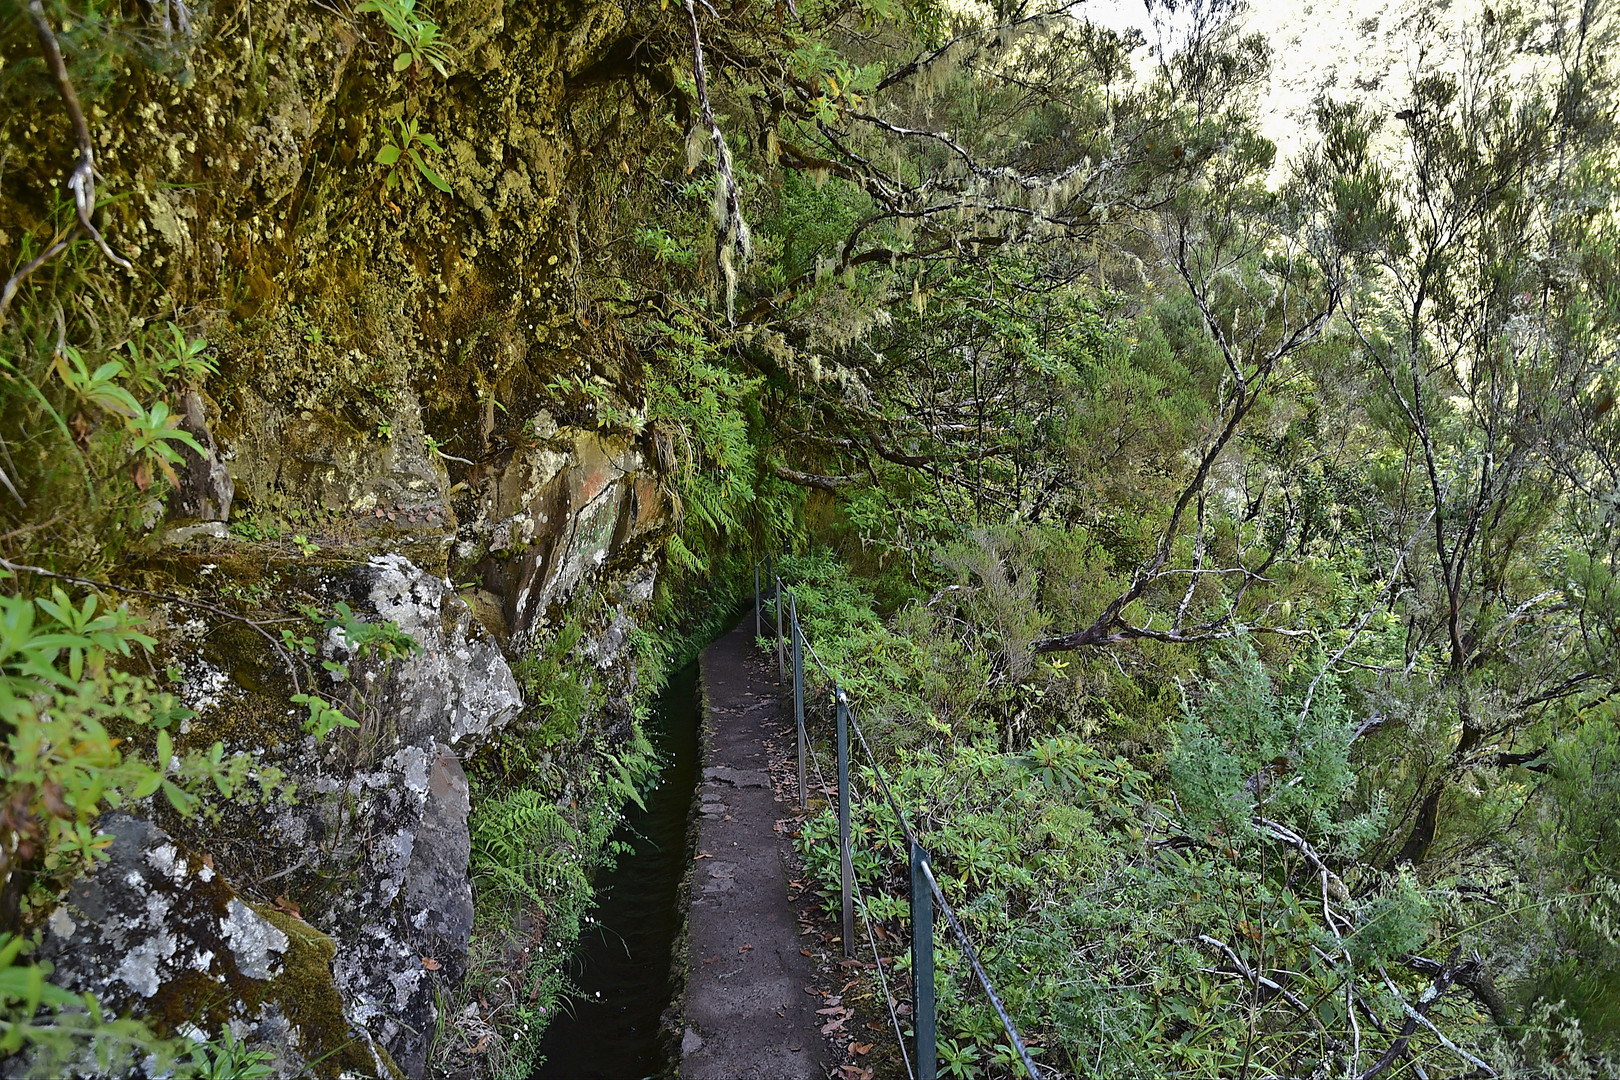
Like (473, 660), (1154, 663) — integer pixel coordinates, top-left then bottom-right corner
(534, 659), (700, 1080)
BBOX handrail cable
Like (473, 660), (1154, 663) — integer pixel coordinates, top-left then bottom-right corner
(795, 610), (919, 848)
(800, 697), (917, 1080)
(763, 564), (1042, 1079)
(919, 857), (1041, 1080)
(799, 626), (839, 685)
(843, 696), (920, 849)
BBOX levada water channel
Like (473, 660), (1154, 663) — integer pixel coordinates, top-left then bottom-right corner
(534, 660), (700, 1080)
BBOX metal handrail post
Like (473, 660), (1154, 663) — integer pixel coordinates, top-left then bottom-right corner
(911, 842), (937, 1080)
(792, 594), (806, 811)
(754, 561), (761, 642)
(775, 573), (785, 681)
(836, 687), (854, 958)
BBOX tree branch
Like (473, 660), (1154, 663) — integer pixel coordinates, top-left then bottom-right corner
(768, 463), (860, 491)
(1403, 952), (1513, 1032)
(0, 556), (304, 695)
(682, 0), (751, 322)
(1356, 948), (1462, 1080)
(1, 1), (136, 325)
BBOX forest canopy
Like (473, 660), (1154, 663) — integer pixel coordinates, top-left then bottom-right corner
(0, 0), (1616, 1075)
(643, 0), (1620, 1075)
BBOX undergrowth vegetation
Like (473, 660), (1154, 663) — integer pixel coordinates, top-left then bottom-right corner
(783, 551), (1620, 1079)
(0, 0), (1616, 1073)
(0, 580), (290, 1074)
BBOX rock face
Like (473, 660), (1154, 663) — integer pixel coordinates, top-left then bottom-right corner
(270, 555), (523, 1078)
(0, 0), (683, 1072)
(22, 549), (528, 1078)
(224, 388), (452, 532)
(466, 426), (667, 646)
(30, 550), (532, 1078)
(172, 390), (235, 522)
(26, 815), (389, 1079)
(39, 814), (287, 1007)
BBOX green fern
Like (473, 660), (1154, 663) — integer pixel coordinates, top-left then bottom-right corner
(469, 790), (576, 911)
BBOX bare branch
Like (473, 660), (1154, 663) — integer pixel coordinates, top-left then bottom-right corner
(1377, 961), (1498, 1078)
(0, 226), (79, 325)
(28, 0), (131, 272)
(769, 463), (861, 491)
(873, 3), (1087, 93)
(1195, 935), (1324, 1026)
(1403, 952), (1513, 1032)
(1356, 949), (1462, 1080)
(1, 2), (134, 327)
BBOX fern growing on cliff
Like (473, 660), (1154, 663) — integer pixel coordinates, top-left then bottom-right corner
(469, 790), (575, 915)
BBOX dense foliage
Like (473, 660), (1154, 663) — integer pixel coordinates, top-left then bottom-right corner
(1, 0), (1617, 1074)
(637, 0), (1620, 1076)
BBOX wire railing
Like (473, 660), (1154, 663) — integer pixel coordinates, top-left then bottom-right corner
(753, 559), (1042, 1080)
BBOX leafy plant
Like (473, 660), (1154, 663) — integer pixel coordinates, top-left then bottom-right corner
(123, 323), (215, 390)
(469, 789), (573, 913)
(375, 116), (452, 194)
(156, 324), (215, 385)
(318, 601), (417, 660)
(290, 692), (359, 742)
(284, 602), (418, 743)
(181, 1024), (274, 1078)
(51, 343), (203, 487)
(938, 1037), (981, 1080)
(228, 516), (281, 542)
(633, 227), (696, 268)
(356, 0), (451, 77)
(51, 345), (142, 419)
(124, 399), (203, 487)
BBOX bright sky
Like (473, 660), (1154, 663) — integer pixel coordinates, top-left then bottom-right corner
(1080, 0), (1486, 170)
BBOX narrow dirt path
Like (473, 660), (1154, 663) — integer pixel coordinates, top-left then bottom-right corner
(679, 618), (830, 1080)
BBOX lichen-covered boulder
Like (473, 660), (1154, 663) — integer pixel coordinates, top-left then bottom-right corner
(268, 554), (522, 1078)
(24, 814), (390, 1079)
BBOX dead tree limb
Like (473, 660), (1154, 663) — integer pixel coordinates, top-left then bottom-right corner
(1403, 952), (1514, 1032)
(0, 228), (80, 324)
(1356, 948), (1462, 1080)
(0, 556), (304, 695)
(1195, 934), (1325, 1028)
(769, 463), (860, 491)
(0, 1), (133, 326)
